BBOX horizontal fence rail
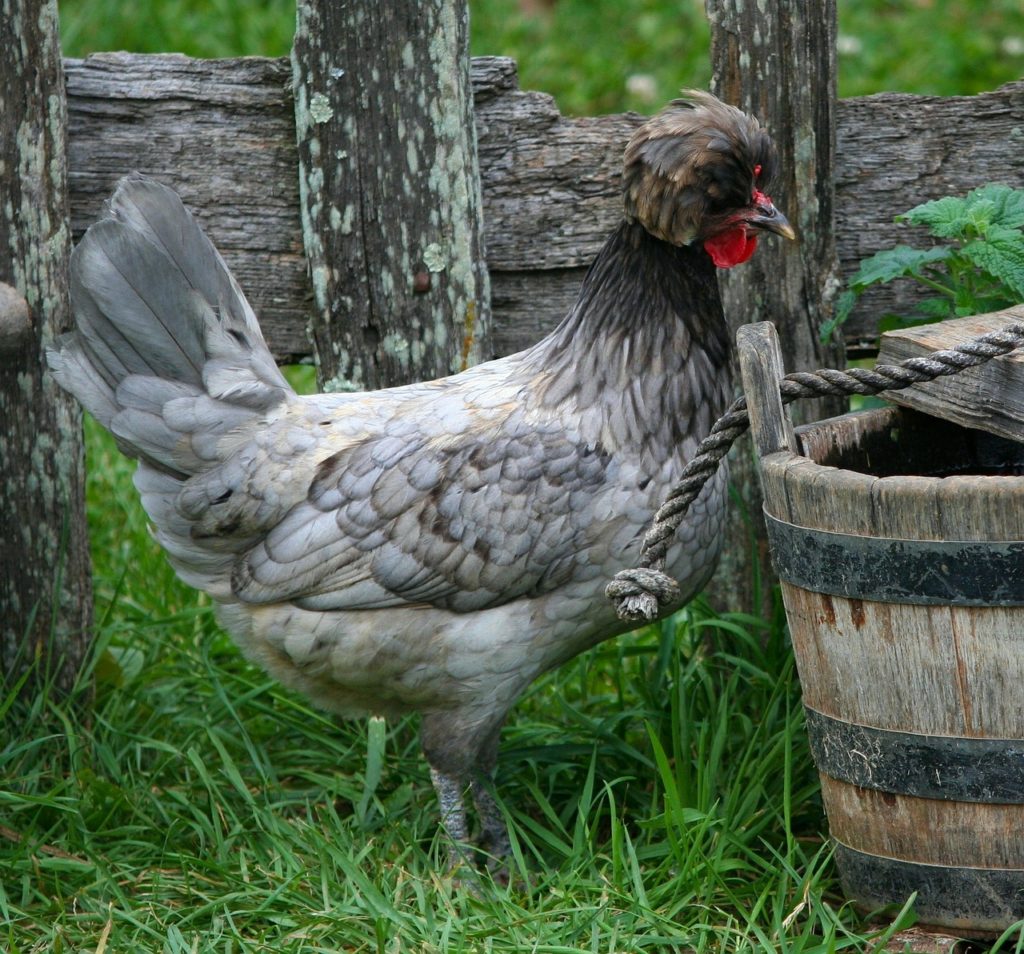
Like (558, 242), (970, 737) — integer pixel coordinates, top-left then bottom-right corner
(65, 53), (1024, 361)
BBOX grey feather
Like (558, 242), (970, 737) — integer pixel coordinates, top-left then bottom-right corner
(108, 175), (265, 346)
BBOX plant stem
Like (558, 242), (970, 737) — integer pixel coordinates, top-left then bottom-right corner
(911, 273), (956, 297)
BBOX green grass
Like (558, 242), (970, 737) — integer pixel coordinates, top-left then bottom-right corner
(60, 0), (295, 62)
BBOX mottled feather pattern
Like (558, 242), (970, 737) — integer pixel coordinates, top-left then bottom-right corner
(63, 205), (731, 687)
(233, 406), (620, 613)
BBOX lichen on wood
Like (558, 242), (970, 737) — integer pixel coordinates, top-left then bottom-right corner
(1, 0), (91, 694)
(291, 0), (491, 392)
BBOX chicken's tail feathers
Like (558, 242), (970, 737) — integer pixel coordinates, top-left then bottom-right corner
(49, 175), (292, 476)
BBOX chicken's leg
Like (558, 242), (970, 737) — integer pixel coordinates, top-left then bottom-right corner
(470, 725), (511, 867)
(471, 779), (510, 865)
(424, 713), (512, 880)
(429, 766), (472, 871)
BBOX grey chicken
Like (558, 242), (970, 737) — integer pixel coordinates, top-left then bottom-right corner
(49, 91), (793, 871)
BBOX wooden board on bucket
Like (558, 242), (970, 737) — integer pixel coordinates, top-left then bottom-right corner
(876, 305), (1024, 444)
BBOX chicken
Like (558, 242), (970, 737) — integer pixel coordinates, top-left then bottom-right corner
(48, 90), (793, 873)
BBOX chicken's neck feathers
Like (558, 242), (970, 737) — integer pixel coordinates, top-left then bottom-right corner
(523, 220), (732, 463)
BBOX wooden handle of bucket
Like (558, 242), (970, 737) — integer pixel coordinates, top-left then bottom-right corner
(736, 321), (797, 460)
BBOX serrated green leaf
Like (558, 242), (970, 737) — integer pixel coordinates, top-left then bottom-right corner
(849, 245), (951, 289)
(818, 289), (857, 343)
(835, 287), (857, 319)
(877, 314), (913, 334)
(966, 198), (998, 236)
(976, 224), (1024, 247)
(967, 184), (1024, 231)
(900, 186), (1024, 240)
(971, 293), (1020, 314)
(877, 300), (955, 334)
(961, 235), (1024, 299)
(899, 195), (973, 238)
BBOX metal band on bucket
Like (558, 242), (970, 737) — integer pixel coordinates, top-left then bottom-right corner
(835, 842), (1024, 930)
(765, 511), (1024, 606)
(804, 706), (1024, 804)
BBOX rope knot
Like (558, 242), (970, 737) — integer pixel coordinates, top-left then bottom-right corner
(605, 567), (681, 622)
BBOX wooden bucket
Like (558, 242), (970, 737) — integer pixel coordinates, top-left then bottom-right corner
(738, 323), (1024, 934)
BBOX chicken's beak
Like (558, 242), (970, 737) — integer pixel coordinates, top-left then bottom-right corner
(748, 200), (796, 241)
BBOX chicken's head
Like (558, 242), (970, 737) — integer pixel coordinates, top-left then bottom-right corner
(622, 90), (796, 267)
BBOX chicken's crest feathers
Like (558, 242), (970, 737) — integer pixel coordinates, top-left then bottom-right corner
(622, 89), (778, 246)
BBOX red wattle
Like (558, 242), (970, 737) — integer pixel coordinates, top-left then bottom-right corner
(703, 228), (758, 268)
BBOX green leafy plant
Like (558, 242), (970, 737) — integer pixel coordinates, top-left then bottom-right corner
(822, 183), (1024, 342)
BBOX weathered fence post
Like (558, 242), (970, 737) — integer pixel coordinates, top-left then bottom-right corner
(291, 0), (491, 391)
(705, 0), (846, 617)
(0, 0), (92, 692)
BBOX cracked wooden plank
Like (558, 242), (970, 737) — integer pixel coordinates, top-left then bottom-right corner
(876, 306), (1024, 444)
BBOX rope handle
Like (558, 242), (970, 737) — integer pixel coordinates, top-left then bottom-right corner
(605, 319), (1024, 622)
